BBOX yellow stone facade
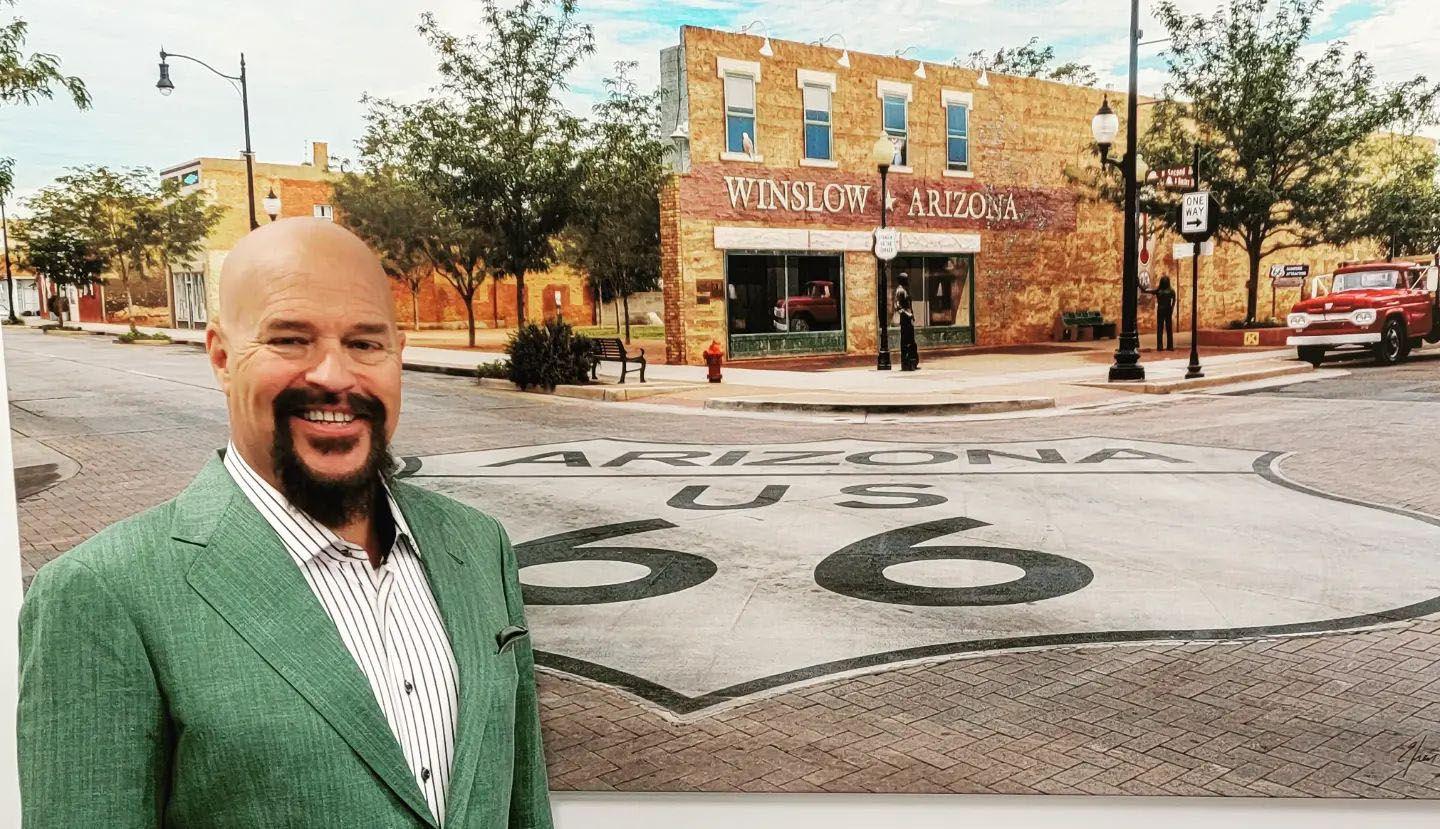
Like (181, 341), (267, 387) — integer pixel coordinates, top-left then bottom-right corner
(659, 26), (1377, 365)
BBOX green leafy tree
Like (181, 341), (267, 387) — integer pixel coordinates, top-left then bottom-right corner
(138, 176), (224, 315)
(332, 171), (437, 331)
(1, 0), (88, 108)
(1340, 136), (1440, 261)
(12, 218), (105, 322)
(957, 37), (1097, 86)
(25, 166), (155, 332)
(1136, 0), (1439, 323)
(403, 1), (593, 324)
(1, 1), (89, 322)
(568, 62), (666, 343)
(355, 100), (497, 346)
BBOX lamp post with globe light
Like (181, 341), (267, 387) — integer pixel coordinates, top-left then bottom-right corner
(156, 48), (259, 231)
(1090, 0), (1147, 382)
(871, 134), (898, 370)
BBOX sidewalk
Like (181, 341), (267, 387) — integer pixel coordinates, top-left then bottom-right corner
(44, 319), (1311, 416)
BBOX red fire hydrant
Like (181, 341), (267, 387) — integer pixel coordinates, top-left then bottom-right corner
(703, 340), (724, 383)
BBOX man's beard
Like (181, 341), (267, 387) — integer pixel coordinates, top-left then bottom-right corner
(270, 388), (395, 529)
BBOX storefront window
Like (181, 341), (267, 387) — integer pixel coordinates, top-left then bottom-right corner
(889, 255), (974, 329)
(726, 253), (845, 351)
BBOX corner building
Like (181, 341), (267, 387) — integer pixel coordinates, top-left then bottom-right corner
(658, 26), (1369, 365)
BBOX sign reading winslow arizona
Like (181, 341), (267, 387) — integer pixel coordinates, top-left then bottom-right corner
(401, 437), (1440, 715)
(680, 163), (1079, 232)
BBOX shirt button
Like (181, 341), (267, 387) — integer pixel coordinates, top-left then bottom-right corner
(404, 681), (414, 695)
(421, 768), (431, 782)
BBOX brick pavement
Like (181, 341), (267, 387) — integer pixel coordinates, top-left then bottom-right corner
(6, 329), (1439, 798)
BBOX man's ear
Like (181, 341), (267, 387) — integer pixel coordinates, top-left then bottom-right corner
(205, 323), (231, 392)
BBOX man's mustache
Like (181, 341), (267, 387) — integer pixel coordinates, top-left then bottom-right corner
(272, 388), (386, 422)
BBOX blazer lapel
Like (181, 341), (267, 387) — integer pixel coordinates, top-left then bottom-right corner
(392, 487), (495, 828)
(178, 458), (437, 828)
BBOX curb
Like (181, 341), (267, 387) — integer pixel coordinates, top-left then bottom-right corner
(703, 396), (1056, 415)
(404, 362), (480, 378)
(476, 377), (692, 402)
(1074, 363), (1312, 394)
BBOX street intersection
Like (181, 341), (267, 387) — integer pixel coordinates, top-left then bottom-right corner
(6, 327), (1440, 798)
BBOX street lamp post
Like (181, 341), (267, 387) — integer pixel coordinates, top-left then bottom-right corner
(157, 48), (259, 231)
(871, 135), (896, 371)
(2, 194), (17, 325)
(1090, 0), (1146, 382)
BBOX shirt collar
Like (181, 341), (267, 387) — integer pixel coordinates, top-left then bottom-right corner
(222, 442), (418, 565)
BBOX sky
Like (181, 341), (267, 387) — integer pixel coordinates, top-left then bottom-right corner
(1, 0), (1435, 210)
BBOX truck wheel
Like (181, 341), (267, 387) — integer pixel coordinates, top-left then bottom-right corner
(789, 317), (812, 332)
(1374, 318), (1407, 365)
(1297, 346), (1325, 367)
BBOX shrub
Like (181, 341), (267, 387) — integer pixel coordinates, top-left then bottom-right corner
(117, 330), (171, 343)
(506, 320), (592, 391)
(475, 359), (513, 380)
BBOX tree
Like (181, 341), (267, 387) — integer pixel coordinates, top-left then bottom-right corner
(957, 37), (1097, 86)
(139, 176), (225, 313)
(1137, 0), (1439, 323)
(1, 0), (89, 322)
(355, 98), (496, 346)
(12, 218), (105, 322)
(25, 167), (155, 332)
(1, 0), (88, 108)
(1338, 135), (1440, 261)
(568, 63), (666, 343)
(409, 0), (594, 325)
(332, 171), (437, 331)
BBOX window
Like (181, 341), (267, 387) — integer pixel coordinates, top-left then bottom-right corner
(946, 103), (969, 171)
(726, 253), (844, 338)
(724, 73), (757, 155)
(889, 255), (975, 329)
(313, 204), (334, 220)
(802, 83), (832, 161)
(882, 94), (908, 166)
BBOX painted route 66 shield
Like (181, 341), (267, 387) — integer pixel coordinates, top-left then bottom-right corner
(401, 438), (1440, 714)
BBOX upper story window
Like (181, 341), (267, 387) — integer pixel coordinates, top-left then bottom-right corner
(942, 90), (973, 175)
(796, 68), (837, 166)
(876, 80), (913, 170)
(314, 204), (334, 221)
(725, 73), (757, 154)
(882, 95), (908, 165)
(718, 57), (763, 160)
(803, 84), (832, 161)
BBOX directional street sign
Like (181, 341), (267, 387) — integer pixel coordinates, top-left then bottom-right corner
(873, 227), (900, 261)
(1180, 191), (1218, 242)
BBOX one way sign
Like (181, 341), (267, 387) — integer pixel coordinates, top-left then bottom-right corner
(1179, 191), (1218, 242)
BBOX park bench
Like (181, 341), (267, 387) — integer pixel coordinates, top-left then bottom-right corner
(590, 337), (647, 384)
(1055, 309), (1117, 342)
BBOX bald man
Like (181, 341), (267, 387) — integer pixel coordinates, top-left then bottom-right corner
(18, 219), (553, 829)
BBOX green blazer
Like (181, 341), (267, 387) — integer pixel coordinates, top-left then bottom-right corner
(18, 456), (553, 829)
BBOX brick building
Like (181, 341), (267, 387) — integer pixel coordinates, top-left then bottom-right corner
(658, 27), (1373, 365)
(160, 142), (595, 331)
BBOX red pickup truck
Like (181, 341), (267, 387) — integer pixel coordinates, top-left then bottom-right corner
(1286, 261), (1440, 366)
(773, 280), (840, 332)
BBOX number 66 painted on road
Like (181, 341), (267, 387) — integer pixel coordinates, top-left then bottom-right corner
(517, 517), (1094, 608)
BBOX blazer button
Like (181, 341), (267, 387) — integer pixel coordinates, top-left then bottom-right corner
(421, 768), (431, 782)
(404, 680), (415, 695)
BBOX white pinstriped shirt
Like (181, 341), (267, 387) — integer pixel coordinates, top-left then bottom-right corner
(223, 444), (459, 825)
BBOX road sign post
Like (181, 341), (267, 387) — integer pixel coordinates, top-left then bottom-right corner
(1177, 145), (1217, 379)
